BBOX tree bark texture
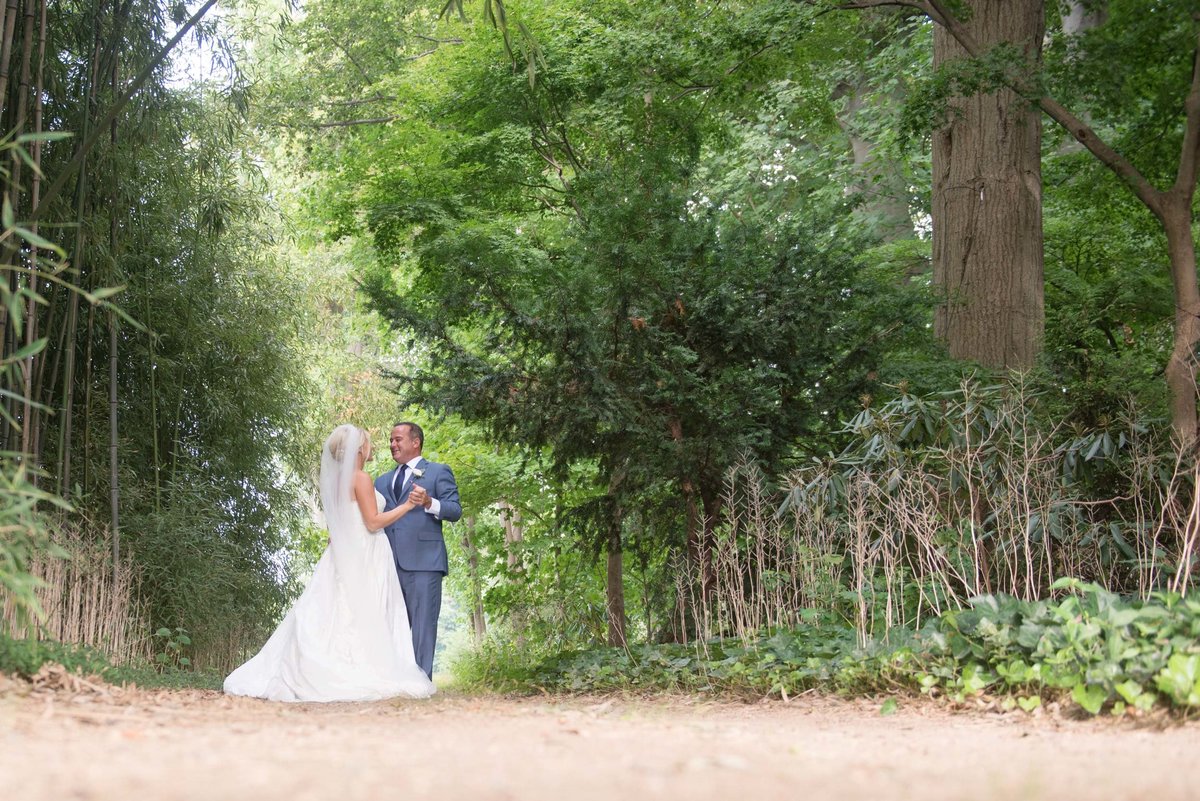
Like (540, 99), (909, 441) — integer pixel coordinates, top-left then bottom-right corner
(606, 498), (626, 648)
(932, 0), (1045, 369)
(1162, 204), (1200, 447)
(461, 516), (487, 644)
(837, 83), (914, 242)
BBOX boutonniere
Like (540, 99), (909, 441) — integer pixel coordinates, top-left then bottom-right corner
(411, 467), (426, 481)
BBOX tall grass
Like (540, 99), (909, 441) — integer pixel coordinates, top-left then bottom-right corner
(676, 380), (1197, 646)
(1, 516), (150, 665)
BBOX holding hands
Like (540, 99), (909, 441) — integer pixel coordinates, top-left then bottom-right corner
(407, 484), (431, 509)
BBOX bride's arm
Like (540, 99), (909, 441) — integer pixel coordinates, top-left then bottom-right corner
(354, 471), (416, 531)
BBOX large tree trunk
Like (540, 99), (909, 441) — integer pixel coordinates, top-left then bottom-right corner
(932, 0), (1045, 368)
(108, 311), (119, 569)
(923, 0), (1199, 437)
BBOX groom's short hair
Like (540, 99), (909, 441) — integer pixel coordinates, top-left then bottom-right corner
(395, 421), (424, 449)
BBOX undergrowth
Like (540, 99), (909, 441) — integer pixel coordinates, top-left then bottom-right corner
(461, 581), (1200, 717)
(0, 632), (223, 690)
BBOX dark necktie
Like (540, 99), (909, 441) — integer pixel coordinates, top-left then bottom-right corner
(392, 465), (408, 497)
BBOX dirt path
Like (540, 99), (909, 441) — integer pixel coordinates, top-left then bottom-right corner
(2, 673), (1197, 801)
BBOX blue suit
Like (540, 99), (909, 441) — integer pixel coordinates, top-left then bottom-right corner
(375, 457), (461, 678)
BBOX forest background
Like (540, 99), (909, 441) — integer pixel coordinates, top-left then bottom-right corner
(3, 0), (1200, 714)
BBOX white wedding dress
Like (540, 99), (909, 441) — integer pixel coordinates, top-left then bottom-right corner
(225, 429), (435, 702)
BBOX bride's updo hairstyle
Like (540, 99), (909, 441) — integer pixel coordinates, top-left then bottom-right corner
(320, 424), (365, 540)
(325, 425), (365, 463)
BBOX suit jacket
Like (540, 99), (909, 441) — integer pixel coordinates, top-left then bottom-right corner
(374, 457), (462, 575)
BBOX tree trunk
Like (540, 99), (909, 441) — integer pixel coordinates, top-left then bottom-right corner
(461, 516), (487, 644)
(146, 285), (160, 511)
(606, 505), (626, 647)
(499, 500), (525, 645)
(81, 303), (95, 493)
(58, 26), (103, 494)
(835, 62), (915, 242)
(0, 0), (30, 438)
(0, 0), (20, 125)
(682, 476), (712, 594)
(670, 417), (714, 620)
(500, 500), (523, 569)
(932, 0), (1045, 368)
(1062, 0), (1106, 35)
(924, 0), (1200, 438)
(1163, 204), (1200, 445)
(58, 284), (80, 493)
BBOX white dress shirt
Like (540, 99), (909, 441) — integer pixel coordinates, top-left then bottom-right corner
(399, 456), (442, 519)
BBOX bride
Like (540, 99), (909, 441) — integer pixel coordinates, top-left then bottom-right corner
(224, 424), (435, 701)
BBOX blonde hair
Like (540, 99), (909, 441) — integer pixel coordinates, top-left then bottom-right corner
(325, 425), (367, 463)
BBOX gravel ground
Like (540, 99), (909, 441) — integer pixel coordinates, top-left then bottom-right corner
(2, 669), (1197, 801)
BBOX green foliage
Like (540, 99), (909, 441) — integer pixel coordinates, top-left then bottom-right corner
(247, 0), (1200, 678)
(44, 85), (324, 667)
(920, 581), (1200, 714)
(0, 465), (68, 628)
(304, 2), (940, 618)
(0, 632), (111, 678)
(0, 0), (336, 672)
(105, 662), (225, 691)
(781, 377), (1172, 612)
(153, 626), (193, 670)
(0, 631), (222, 689)
(513, 583), (1200, 716)
(1043, 0), (1199, 189)
(446, 637), (541, 693)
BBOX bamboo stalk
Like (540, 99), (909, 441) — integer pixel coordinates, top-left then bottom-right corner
(30, 0), (221, 223)
(0, 0), (20, 138)
(58, 23), (104, 495)
(108, 54), (120, 572)
(18, 0), (46, 466)
(108, 309), (118, 568)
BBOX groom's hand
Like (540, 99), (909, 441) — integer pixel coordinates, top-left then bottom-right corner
(410, 485), (431, 509)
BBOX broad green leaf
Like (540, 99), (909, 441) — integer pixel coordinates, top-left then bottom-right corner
(1071, 683), (1108, 715)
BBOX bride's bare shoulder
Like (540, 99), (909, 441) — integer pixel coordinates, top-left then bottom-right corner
(352, 470), (374, 491)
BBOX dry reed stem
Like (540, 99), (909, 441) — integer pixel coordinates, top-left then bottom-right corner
(1, 518), (150, 664)
(673, 398), (1200, 645)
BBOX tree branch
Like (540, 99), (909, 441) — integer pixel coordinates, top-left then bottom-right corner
(1172, 21), (1200, 199)
(1037, 96), (1164, 218)
(882, 0), (1167, 219)
(311, 116), (398, 128)
(413, 34), (463, 45)
(836, 0), (934, 18)
(403, 47), (439, 62)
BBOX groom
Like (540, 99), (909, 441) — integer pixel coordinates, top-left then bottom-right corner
(376, 421), (462, 679)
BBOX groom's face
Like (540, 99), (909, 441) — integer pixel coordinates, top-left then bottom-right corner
(390, 425), (421, 465)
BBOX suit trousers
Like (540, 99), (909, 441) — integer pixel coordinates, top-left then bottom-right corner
(396, 567), (442, 679)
